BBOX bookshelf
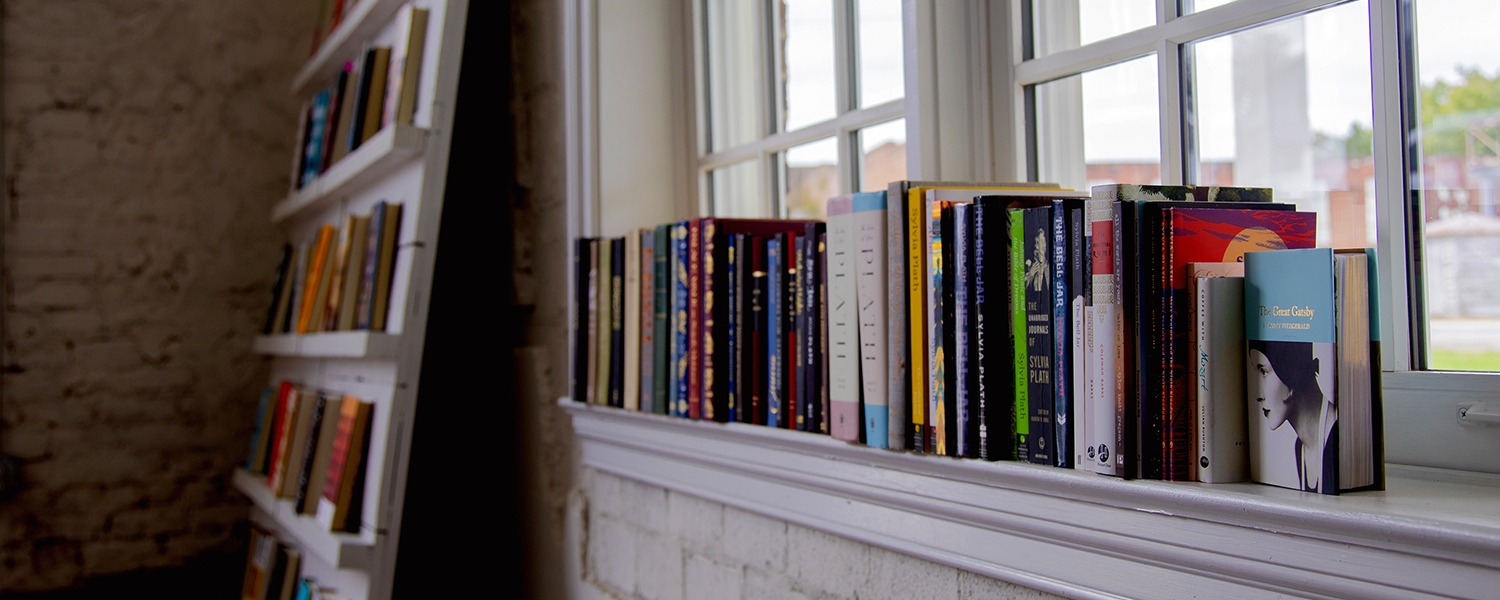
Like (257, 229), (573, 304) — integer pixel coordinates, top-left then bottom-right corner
(239, 1), (468, 599)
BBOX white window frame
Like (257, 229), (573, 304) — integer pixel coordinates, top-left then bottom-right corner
(1005, 0), (1500, 473)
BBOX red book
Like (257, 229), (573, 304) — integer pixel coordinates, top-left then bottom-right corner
(263, 382), (295, 481)
(1159, 207), (1315, 480)
(687, 219), (703, 420)
(322, 396), (358, 505)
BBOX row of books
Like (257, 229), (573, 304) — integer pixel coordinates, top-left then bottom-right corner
(571, 181), (1383, 495)
(294, 5), (429, 191)
(247, 381), (374, 533)
(242, 527), (349, 600)
(263, 202), (404, 335)
(309, 0), (359, 54)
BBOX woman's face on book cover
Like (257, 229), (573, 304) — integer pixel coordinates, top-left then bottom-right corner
(1250, 348), (1292, 429)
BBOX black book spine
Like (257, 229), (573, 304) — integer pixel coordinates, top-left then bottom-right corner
(263, 244), (293, 334)
(730, 234), (745, 423)
(293, 393), (328, 511)
(321, 69), (349, 173)
(574, 238), (592, 403)
(1024, 207), (1055, 466)
(653, 225), (671, 414)
(973, 199), (1014, 461)
(610, 237), (626, 408)
(940, 205), (958, 456)
(960, 205), (979, 458)
(348, 49), (377, 151)
(803, 223), (824, 434)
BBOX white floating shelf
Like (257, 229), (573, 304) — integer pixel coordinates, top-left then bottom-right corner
(273, 124), (427, 224)
(233, 469), (378, 572)
(254, 331), (402, 360)
(562, 399), (1500, 599)
(292, 0), (410, 96)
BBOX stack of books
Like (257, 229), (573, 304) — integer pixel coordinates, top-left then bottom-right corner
(246, 382), (374, 533)
(569, 181), (1385, 495)
(262, 202), (404, 336)
(242, 526), (350, 600)
(294, 5), (429, 191)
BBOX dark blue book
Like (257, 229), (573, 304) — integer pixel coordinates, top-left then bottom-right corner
(767, 234), (784, 428)
(670, 222), (690, 418)
(802, 223), (825, 433)
(609, 237), (626, 408)
(973, 198), (1014, 461)
(1023, 206), (1055, 466)
(653, 224), (671, 415)
(1050, 199), (1087, 468)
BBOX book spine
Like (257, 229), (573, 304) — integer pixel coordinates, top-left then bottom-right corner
(829, 199), (860, 441)
(640, 229), (655, 413)
(653, 224), (671, 415)
(930, 201), (946, 453)
(574, 237), (591, 403)
(292, 394), (328, 510)
(671, 223), (689, 417)
(585, 240), (600, 406)
(1010, 209), (1029, 462)
(751, 237), (767, 425)
(701, 219), (721, 422)
(1194, 275), (1249, 483)
(688, 219), (703, 420)
(1071, 206), (1089, 470)
(1112, 201), (1140, 478)
(735, 233), (750, 423)
(819, 231), (831, 437)
(594, 239), (614, 406)
(767, 235), (783, 428)
(972, 202), (996, 460)
(624, 233), (641, 411)
(953, 203), (973, 457)
(1087, 198), (1119, 475)
(264, 245), (293, 334)
(938, 204), (955, 456)
(355, 201), (385, 330)
(1024, 208), (1055, 466)
(803, 223), (823, 433)
(885, 185), (908, 451)
(1052, 201), (1072, 469)
(610, 237), (625, 408)
(905, 187), (927, 452)
(786, 232), (799, 430)
(726, 233), (740, 423)
(854, 193), (891, 449)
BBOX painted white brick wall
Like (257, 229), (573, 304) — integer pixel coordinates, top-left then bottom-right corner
(574, 469), (1063, 600)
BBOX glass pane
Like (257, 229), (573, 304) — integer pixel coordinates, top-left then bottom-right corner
(783, 137), (838, 219)
(1187, 1), (1371, 249)
(1413, 0), (1500, 371)
(859, 119), (906, 192)
(1034, 55), (1161, 191)
(1030, 0), (1156, 58)
(856, 0), (903, 108)
(780, 0), (838, 131)
(712, 159), (764, 217)
(1183, 0), (1237, 13)
(706, 0), (760, 151)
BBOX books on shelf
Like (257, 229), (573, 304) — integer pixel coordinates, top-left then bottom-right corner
(261, 203), (403, 339)
(563, 180), (1385, 498)
(318, 395), (375, 533)
(242, 523), (345, 600)
(245, 382), (374, 532)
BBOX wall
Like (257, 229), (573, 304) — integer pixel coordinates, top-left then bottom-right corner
(510, 1), (1062, 598)
(0, 0), (308, 590)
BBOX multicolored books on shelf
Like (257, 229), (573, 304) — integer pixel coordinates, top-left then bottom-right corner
(261, 202), (403, 337)
(244, 380), (373, 532)
(294, 6), (430, 191)
(565, 181), (1384, 496)
(242, 525), (345, 600)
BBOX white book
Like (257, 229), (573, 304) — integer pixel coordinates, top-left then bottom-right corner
(624, 233), (641, 411)
(1085, 197), (1121, 476)
(854, 192), (891, 449)
(827, 196), (861, 441)
(1189, 266), (1247, 483)
(1073, 221), (1090, 470)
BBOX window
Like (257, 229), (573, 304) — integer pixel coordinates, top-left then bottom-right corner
(699, 0), (907, 220)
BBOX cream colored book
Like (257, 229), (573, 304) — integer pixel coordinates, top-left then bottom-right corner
(624, 231), (642, 410)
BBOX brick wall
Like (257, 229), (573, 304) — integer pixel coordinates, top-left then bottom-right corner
(576, 470), (1062, 600)
(0, 0), (308, 590)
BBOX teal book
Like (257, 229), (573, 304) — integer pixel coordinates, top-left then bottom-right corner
(1244, 248), (1382, 494)
(653, 223), (671, 415)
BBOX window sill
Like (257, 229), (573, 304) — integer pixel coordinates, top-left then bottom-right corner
(561, 399), (1500, 598)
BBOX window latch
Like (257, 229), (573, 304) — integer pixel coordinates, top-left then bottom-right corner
(1457, 401), (1500, 427)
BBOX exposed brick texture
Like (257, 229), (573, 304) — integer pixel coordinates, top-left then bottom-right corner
(0, 0), (309, 590)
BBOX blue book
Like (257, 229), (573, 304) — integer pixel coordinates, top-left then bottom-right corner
(246, 387), (273, 471)
(670, 222), (691, 418)
(767, 234), (784, 429)
(851, 191), (890, 449)
(1050, 198), (1086, 469)
(300, 89), (331, 187)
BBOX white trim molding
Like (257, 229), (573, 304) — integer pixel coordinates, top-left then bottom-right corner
(564, 399), (1500, 600)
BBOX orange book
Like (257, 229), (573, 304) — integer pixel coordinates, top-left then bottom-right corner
(319, 395), (372, 532)
(296, 225), (336, 334)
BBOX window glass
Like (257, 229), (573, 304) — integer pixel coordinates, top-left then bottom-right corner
(1030, 0), (1156, 58)
(856, 0), (903, 108)
(783, 137), (838, 219)
(1413, 0), (1500, 371)
(859, 119), (906, 192)
(1187, 1), (1372, 249)
(712, 159), (765, 217)
(780, 0), (838, 131)
(706, 0), (760, 152)
(1034, 55), (1161, 192)
(1183, 0), (1238, 13)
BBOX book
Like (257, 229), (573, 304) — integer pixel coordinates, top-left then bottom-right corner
(767, 233), (784, 428)
(953, 203), (975, 457)
(610, 237), (626, 407)
(641, 228), (656, 413)
(352, 47), (392, 150)
(335, 215), (371, 331)
(329, 60), (361, 165)
(749, 236), (767, 425)
(247, 387), (275, 474)
(370, 202), (403, 331)
(786, 230), (801, 430)
(729, 234), (745, 422)
(1156, 207), (1312, 479)
(1010, 209), (1030, 462)
(819, 231), (832, 437)
(573, 237), (591, 403)
(299, 392), (343, 514)
(802, 223), (826, 432)
(652, 224), (671, 415)
(276, 547), (302, 600)
(852, 191), (892, 449)
(828, 196), (861, 441)
(935, 201), (955, 455)
(1244, 248), (1382, 494)
(1086, 198), (1120, 475)
(1021, 206), (1055, 465)
(384, 6), (430, 127)
(307, 228), (340, 334)
(266, 386), (303, 493)
(1188, 263), (1248, 483)
(264, 245), (294, 334)
(300, 89), (331, 187)
(296, 226), (336, 334)
(973, 198), (1014, 461)
(318, 396), (373, 533)
(594, 238), (613, 406)
(321, 216), (356, 332)
(688, 220), (703, 420)
(282, 242), (309, 334)
(585, 239), (601, 406)
(318, 67), (350, 174)
(289, 101), (311, 191)
(624, 232), (641, 411)
(1052, 199), (1086, 469)
(241, 527), (272, 600)
(726, 233), (741, 422)
(670, 222), (690, 417)
(277, 390), (321, 498)
(354, 202), (385, 329)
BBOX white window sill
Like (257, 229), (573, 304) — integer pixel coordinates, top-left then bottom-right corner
(561, 399), (1500, 599)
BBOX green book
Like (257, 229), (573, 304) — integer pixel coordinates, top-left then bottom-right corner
(1009, 209), (1028, 462)
(595, 239), (614, 406)
(653, 223), (671, 414)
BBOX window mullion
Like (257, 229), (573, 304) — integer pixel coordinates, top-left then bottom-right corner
(1158, 38), (1185, 185)
(834, 0), (855, 114)
(1368, 0), (1416, 372)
